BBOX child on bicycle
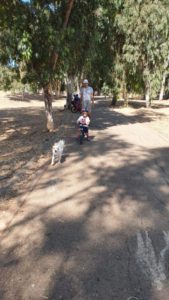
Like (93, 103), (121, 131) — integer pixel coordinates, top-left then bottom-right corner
(77, 109), (90, 142)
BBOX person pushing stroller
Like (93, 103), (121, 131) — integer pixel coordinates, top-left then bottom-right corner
(80, 79), (94, 118)
(77, 109), (90, 144)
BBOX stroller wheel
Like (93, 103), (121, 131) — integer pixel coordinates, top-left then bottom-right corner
(71, 104), (77, 113)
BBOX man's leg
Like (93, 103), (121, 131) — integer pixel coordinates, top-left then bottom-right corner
(87, 101), (92, 118)
(82, 100), (86, 111)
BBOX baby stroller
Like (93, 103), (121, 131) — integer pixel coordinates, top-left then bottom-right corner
(71, 94), (81, 113)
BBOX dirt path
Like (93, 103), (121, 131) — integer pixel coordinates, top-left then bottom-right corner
(1, 99), (169, 300)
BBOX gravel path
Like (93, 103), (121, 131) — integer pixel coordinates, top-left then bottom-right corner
(0, 99), (169, 300)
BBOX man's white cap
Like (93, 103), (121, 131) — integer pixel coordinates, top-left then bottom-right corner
(83, 79), (88, 84)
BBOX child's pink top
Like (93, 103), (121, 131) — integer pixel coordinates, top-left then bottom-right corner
(77, 116), (90, 126)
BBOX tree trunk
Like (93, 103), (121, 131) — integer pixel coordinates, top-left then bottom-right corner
(43, 86), (54, 132)
(145, 81), (151, 108)
(159, 72), (166, 101)
(63, 0), (75, 29)
(111, 94), (117, 107)
(159, 55), (169, 101)
(52, 0), (75, 70)
(76, 77), (80, 94)
(122, 70), (128, 107)
(123, 80), (128, 107)
(66, 76), (74, 109)
(53, 80), (61, 99)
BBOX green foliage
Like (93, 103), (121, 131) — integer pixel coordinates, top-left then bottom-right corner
(0, 1), (72, 87)
(0, 65), (18, 90)
(1, 0), (169, 104)
(0, 64), (37, 93)
(18, 31), (32, 61)
(101, 83), (112, 96)
(116, 0), (169, 99)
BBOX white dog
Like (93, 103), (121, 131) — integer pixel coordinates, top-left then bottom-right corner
(51, 140), (65, 165)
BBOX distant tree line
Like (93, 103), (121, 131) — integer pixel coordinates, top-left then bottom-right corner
(0, 0), (169, 130)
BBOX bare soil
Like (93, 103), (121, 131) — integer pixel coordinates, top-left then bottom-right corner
(0, 92), (66, 208)
(1, 92), (169, 208)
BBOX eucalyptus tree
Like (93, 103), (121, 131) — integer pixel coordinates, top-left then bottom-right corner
(0, 0), (108, 128)
(159, 54), (169, 100)
(0, 0), (75, 131)
(61, 0), (101, 106)
(80, 0), (122, 95)
(116, 0), (169, 107)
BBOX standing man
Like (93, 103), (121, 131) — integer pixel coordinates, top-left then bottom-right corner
(80, 79), (94, 117)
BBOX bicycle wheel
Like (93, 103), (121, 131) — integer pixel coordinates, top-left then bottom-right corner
(79, 131), (84, 144)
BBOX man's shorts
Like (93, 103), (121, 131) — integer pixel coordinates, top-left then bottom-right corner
(82, 100), (91, 113)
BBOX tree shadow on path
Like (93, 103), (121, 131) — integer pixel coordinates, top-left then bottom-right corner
(1, 99), (169, 300)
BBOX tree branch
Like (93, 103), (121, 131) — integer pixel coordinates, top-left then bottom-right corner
(52, 0), (75, 70)
(63, 0), (75, 29)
